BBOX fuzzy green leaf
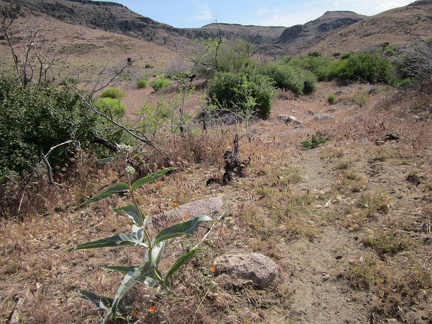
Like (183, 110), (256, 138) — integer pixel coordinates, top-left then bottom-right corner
(115, 204), (144, 226)
(165, 248), (200, 284)
(130, 167), (174, 192)
(96, 157), (116, 165)
(153, 215), (212, 246)
(111, 262), (154, 319)
(103, 265), (160, 287)
(68, 233), (144, 252)
(79, 289), (113, 311)
(145, 241), (166, 266)
(81, 182), (129, 205)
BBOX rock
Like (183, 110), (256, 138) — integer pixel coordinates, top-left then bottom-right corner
(314, 114), (333, 121)
(148, 196), (223, 228)
(277, 114), (302, 124)
(214, 253), (279, 289)
(384, 133), (399, 141)
(286, 116), (302, 124)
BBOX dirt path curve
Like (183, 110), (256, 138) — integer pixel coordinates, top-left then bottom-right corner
(282, 148), (371, 323)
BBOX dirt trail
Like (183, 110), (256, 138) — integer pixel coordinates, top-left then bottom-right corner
(283, 148), (370, 323)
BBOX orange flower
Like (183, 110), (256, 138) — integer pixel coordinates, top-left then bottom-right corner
(209, 265), (216, 272)
(131, 311), (138, 317)
(148, 305), (157, 313)
(157, 182), (162, 187)
(183, 212), (189, 220)
(173, 201), (179, 207)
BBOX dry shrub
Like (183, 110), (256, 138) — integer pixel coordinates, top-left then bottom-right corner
(0, 148), (111, 220)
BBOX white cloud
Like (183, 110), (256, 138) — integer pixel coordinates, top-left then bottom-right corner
(195, 7), (214, 20)
(256, 7), (269, 16)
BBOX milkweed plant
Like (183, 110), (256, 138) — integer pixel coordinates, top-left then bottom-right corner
(68, 144), (215, 322)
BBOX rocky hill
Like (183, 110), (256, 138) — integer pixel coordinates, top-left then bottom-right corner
(3, 0), (432, 56)
(307, 0), (432, 54)
(276, 11), (366, 54)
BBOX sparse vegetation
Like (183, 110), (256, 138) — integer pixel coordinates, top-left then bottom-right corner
(1, 2), (432, 323)
(300, 134), (330, 149)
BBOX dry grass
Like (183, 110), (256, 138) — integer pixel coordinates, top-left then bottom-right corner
(1, 12), (432, 321)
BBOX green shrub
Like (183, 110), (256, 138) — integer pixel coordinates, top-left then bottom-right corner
(149, 78), (172, 92)
(337, 53), (394, 84)
(137, 79), (147, 89)
(94, 97), (126, 119)
(260, 62), (317, 95)
(0, 78), (99, 183)
(100, 87), (124, 100)
(208, 72), (275, 119)
(288, 55), (334, 81)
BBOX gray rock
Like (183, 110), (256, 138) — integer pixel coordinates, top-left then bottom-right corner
(314, 114), (333, 121)
(277, 114), (302, 124)
(214, 252), (279, 289)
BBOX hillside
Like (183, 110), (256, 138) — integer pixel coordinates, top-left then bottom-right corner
(308, 0), (432, 54)
(6, 0), (432, 56)
(276, 11), (366, 54)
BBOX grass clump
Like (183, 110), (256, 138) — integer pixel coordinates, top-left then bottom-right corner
(327, 93), (337, 104)
(100, 87), (124, 100)
(137, 79), (147, 89)
(150, 78), (172, 92)
(94, 97), (126, 119)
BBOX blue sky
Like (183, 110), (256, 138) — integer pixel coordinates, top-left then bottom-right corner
(103, 0), (415, 28)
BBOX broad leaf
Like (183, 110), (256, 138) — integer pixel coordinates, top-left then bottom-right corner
(165, 248), (200, 284)
(115, 204), (144, 226)
(145, 241), (166, 266)
(68, 233), (145, 252)
(96, 157), (116, 165)
(81, 182), (129, 205)
(111, 262), (154, 319)
(103, 265), (159, 287)
(130, 167), (174, 192)
(153, 215), (212, 246)
(79, 289), (113, 311)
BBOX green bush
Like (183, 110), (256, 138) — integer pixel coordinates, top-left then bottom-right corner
(94, 97), (126, 119)
(100, 87), (124, 100)
(208, 72), (275, 119)
(149, 78), (172, 92)
(288, 55), (334, 81)
(260, 62), (317, 95)
(336, 53), (394, 84)
(137, 79), (147, 89)
(0, 78), (98, 183)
